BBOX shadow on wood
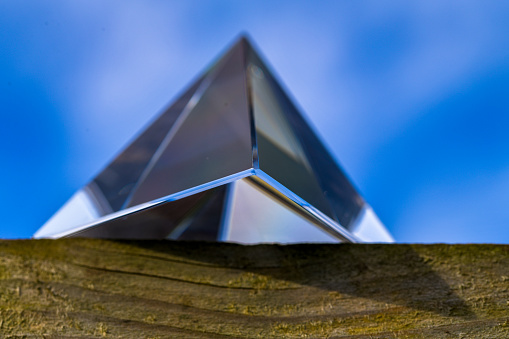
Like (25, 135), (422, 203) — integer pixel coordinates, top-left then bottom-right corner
(128, 241), (474, 318)
(1, 239), (508, 337)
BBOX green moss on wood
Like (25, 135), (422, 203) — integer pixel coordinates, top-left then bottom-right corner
(0, 239), (507, 337)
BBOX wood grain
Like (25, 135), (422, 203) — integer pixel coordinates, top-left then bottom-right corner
(0, 239), (507, 338)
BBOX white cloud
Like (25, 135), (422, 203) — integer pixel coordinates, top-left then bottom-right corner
(53, 2), (194, 181)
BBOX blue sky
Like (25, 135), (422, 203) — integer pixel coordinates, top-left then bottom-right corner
(1, 1), (509, 242)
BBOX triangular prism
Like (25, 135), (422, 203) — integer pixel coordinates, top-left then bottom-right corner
(35, 36), (393, 244)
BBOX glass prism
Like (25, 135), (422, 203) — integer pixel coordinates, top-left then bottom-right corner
(34, 36), (393, 244)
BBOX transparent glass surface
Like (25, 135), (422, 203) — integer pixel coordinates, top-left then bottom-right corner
(89, 73), (208, 212)
(69, 185), (226, 239)
(224, 178), (338, 244)
(275, 85), (364, 229)
(350, 204), (394, 243)
(247, 48), (335, 220)
(36, 36), (377, 242)
(174, 185), (227, 241)
(126, 39), (252, 207)
(34, 188), (101, 238)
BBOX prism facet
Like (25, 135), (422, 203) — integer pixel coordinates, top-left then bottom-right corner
(35, 36), (393, 244)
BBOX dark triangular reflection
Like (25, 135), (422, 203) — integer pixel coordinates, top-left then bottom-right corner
(245, 43), (337, 222)
(173, 185), (227, 241)
(242, 40), (364, 229)
(88, 72), (208, 213)
(125, 38), (252, 208)
(273, 80), (364, 229)
(69, 187), (223, 239)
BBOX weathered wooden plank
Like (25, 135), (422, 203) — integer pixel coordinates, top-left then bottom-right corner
(0, 239), (508, 338)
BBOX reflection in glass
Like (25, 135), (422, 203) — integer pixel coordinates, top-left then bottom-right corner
(70, 185), (226, 240)
(125, 38), (252, 207)
(223, 178), (338, 244)
(247, 49), (336, 221)
(247, 44), (364, 230)
(35, 35), (392, 244)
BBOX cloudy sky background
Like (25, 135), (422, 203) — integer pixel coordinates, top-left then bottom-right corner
(1, 1), (509, 242)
